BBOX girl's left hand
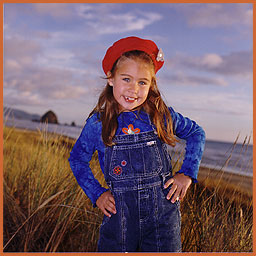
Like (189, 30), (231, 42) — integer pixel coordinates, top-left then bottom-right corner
(164, 173), (192, 203)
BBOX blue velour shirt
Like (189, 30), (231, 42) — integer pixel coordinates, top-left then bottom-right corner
(69, 107), (205, 206)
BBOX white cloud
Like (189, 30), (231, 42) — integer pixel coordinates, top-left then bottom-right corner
(34, 30), (52, 39)
(161, 50), (252, 89)
(4, 89), (44, 106)
(32, 3), (74, 18)
(4, 63), (91, 104)
(92, 13), (161, 35)
(76, 4), (162, 35)
(169, 50), (252, 79)
(163, 71), (228, 87)
(164, 88), (252, 118)
(172, 3), (252, 28)
(201, 54), (223, 68)
(51, 86), (88, 100)
(4, 36), (42, 64)
(4, 35), (94, 106)
(28, 4), (163, 36)
(76, 4), (95, 19)
(4, 59), (21, 71)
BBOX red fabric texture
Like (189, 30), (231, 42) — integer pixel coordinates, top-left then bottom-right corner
(102, 36), (164, 75)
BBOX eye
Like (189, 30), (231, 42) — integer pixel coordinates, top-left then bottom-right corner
(139, 81), (147, 86)
(122, 78), (130, 82)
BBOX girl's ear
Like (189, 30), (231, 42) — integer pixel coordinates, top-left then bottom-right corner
(107, 71), (114, 86)
(108, 79), (114, 87)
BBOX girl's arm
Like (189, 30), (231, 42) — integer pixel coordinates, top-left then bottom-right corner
(169, 106), (206, 182)
(68, 114), (108, 207)
(165, 107), (205, 203)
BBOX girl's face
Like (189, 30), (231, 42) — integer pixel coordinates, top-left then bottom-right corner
(108, 58), (153, 112)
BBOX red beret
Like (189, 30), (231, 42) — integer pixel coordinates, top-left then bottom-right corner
(102, 36), (164, 75)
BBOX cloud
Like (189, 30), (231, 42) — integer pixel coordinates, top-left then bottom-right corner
(51, 85), (88, 100)
(32, 3), (74, 19)
(214, 51), (253, 77)
(4, 63), (90, 100)
(4, 67), (91, 107)
(172, 3), (252, 28)
(24, 4), (163, 35)
(4, 35), (94, 108)
(4, 36), (42, 65)
(4, 89), (44, 106)
(200, 54), (223, 68)
(164, 71), (228, 87)
(165, 88), (252, 118)
(76, 4), (162, 35)
(169, 50), (252, 79)
(162, 50), (252, 87)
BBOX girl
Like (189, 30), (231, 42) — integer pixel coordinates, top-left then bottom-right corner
(69, 36), (205, 252)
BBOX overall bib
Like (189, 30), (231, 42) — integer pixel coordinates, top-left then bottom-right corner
(98, 129), (182, 252)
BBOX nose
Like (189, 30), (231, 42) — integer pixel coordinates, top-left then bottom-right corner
(128, 81), (139, 94)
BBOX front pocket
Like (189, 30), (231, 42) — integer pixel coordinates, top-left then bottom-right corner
(101, 215), (111, 226)
(109, 140), (163, 180)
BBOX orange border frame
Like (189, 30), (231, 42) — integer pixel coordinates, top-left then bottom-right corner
(0, 1), (3, 255)
(0, 1), (255, 256)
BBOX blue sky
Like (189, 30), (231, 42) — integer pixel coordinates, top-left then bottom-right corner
(3, 3), (253, 143)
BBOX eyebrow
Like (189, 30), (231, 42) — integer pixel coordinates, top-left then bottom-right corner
(120, 73), (150, 82)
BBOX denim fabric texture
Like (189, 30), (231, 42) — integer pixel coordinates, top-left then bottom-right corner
(97, 130), (182, 252)
(68, 107), (205, 207)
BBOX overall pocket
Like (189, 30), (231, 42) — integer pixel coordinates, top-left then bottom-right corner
(109, 140), (163, 180)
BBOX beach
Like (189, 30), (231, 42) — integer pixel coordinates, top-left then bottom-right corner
(198, 166), (252, 196)
(5, 124), (253, 196)
(5, 124), (253, 195)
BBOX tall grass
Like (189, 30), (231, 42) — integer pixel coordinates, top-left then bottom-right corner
(3, 126), (103, 252)
(181, 178), (252, 251)
(3, 126), (252, 252)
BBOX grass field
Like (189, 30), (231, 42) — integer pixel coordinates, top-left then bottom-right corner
(3, 126), (253, 252)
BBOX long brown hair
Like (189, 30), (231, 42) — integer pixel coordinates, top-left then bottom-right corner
(90, 50), (178, 147)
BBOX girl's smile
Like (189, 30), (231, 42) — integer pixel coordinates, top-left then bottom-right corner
(108, 58), (152, 112)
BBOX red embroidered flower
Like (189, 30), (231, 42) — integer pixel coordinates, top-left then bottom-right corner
(121, 160), (127, 166)
(113, 166), (122, 175)
(122, 124), (140, 135)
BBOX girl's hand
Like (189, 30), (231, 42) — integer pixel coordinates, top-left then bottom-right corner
(164, 173), (192, 203)
(96, 190), (117, 217)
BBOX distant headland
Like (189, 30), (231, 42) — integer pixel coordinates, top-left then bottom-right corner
(3, 106), (77, 127)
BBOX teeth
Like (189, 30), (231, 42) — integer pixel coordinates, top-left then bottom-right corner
(125, 96), (137, 101)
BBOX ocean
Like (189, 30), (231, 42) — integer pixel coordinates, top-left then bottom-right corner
(4, 118), (253, 178)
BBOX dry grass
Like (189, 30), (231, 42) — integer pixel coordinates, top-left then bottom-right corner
(180, 177), (252, 252)
(3, 126), (252, 252)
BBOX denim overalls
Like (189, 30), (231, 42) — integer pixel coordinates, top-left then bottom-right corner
(98, 124), (182, 252)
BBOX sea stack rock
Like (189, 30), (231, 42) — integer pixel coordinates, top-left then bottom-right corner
(40, 110), (59, 124)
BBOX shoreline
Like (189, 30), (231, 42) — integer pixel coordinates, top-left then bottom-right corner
(198, 166), (252, 196)
(4, 125), (253, 196)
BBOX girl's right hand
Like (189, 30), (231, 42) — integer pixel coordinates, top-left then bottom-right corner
(96, 190), (117, 217)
